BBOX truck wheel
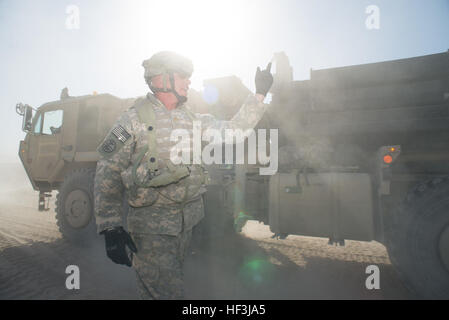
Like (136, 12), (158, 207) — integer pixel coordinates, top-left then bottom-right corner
(56, 168), (99, 246)
(386, 177), (449, 299)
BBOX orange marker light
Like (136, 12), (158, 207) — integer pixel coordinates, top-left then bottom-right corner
(383, 155), (393, 164)
(390, 147), (396, 152)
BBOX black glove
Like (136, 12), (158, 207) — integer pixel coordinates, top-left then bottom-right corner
(100, 226), (137, 267)
(255, 62), (274, 96)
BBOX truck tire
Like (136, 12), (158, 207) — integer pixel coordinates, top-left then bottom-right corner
(56, 168), (99, 246)
(386, 177), (449, 299)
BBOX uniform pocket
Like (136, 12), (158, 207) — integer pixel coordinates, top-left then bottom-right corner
(128, 205), (183, 236)
(121, 165), (159, 207)
(126, 187), (159, 208)
(121, 162), (151, 189)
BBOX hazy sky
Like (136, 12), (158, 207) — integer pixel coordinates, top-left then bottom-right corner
(1, 0), (448, 162)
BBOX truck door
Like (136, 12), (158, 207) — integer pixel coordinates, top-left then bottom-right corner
(29, 109), (64, 181)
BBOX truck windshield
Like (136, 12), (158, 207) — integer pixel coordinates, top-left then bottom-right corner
(42, 110), (63, 135)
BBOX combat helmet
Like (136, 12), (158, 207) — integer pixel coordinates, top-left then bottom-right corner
(142, 51), (193, 105)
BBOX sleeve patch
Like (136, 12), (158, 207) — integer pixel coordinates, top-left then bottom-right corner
(112, 125), (131, 143)
(101, 139), (116, 153)
(97, 133), (124, 158)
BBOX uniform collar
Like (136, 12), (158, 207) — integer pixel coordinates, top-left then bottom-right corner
(146, 92), (189, 114)
(146, 92), (164, 107)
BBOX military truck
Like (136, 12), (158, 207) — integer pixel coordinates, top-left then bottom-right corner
(16, 51), (449, 298)
(202, 50), (449, 299)
(17, 91), (136, 241)
(245, 50), (449, 299)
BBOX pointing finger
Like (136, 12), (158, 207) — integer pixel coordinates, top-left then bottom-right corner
(266, 62), (272, 72)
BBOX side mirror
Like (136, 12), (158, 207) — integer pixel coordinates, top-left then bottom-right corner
(16, 103), (33, 132)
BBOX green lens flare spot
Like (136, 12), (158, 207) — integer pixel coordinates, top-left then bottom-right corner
(238, 257), (276, 287)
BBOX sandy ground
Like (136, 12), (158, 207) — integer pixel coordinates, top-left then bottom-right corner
(0, 163), (413, 300)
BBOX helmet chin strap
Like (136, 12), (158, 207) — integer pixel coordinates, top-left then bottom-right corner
(150, 72), (187, 107)
(168, 72), (187, 106)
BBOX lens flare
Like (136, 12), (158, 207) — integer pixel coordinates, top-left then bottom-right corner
(238, 256), (275, 288)
(202, 85), (219, 104)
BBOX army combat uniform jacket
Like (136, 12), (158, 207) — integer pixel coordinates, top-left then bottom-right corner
(94, 92), (268, 236)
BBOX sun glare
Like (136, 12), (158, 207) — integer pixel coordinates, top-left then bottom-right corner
(117, 0), (259, 90)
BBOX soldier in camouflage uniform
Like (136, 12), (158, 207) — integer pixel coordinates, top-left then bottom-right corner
(94, 51), (273, 299)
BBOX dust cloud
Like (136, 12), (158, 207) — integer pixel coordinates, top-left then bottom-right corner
(0, 162), (412, 299)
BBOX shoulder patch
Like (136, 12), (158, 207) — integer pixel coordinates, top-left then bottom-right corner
(112, 125), (131, 143)
(101, 139), (116, 153)
(97, 124), (133, 158)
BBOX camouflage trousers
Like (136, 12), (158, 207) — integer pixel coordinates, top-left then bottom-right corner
(127, 198), (204, 300)
(131, 229), (192, 299)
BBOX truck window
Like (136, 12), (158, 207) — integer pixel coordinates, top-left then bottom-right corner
(33, 113), (42, 134)
(42, 110), (63, 135)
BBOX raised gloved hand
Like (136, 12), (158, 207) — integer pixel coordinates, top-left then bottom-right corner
(255, 62), (273, 96)
(100, 226), (137, 267)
